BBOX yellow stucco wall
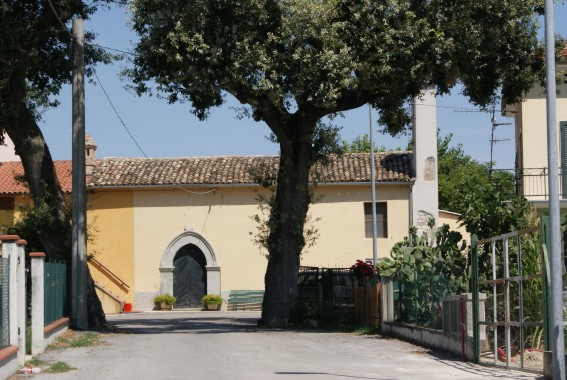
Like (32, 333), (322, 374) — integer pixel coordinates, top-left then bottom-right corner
(86, 183), (413, 311)
(517, 80), (567, 171)
(122, 183), (410, 308)
(87, 191), (134, 313)
(305, 184), (410, 266)
(438, 210), (470, 245)
(0, 195), (32, 232)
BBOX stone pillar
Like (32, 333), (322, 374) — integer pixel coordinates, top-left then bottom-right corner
(411, 86), (439, 234)
(16, 240), (26, 366)
(30, 252), (45, 355)
(159, 267), (174, 295)
(380, 277), (395, 323)
(0, 235), (19, 347)
(205, 266), (221, 295)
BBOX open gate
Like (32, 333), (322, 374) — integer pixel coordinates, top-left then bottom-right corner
(471, 223), (549, 372)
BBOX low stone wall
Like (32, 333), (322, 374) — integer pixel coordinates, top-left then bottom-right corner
(382, 321), (475, 360)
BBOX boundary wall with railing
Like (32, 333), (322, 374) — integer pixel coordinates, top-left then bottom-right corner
(380, 276), (487, 361)
(0, 235), (70, 379)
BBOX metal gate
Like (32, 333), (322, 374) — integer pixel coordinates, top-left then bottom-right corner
(471, 224), (548, 372)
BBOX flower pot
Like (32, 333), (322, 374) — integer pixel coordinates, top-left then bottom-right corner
(160, 303), (172, 311)
(206, 303), (221, 311)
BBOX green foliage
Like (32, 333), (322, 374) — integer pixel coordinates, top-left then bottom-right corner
(341, 134), (404, 153)
(153, 294), (176, 306)
(46, 362), (74, 373)
(437, 133), (495, 213)
(130, 0), (544, 133)
(249, 189), (321, 259)
(0, 0), (116, 122)
(458, 174), (533, 241)
(377, 222), (468, 327)
(201, 294), (223, 305)
(69, 332), (100, 348)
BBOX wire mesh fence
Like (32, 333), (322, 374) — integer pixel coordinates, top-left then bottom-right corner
(392, 273), (463, 329)
(44, 260), (69, 326)
(0, 257), (9, 349)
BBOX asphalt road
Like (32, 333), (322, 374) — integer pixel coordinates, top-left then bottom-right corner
(29, 311), (541, 380)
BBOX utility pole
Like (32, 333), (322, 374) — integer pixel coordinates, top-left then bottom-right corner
(369, 104), (378, 266)
(71, 18), (88, 330)
(543, 0), (565, 378)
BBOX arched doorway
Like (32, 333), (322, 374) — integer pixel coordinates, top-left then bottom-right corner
(159, 229), (221, 302)
(173, 244), (207, 308)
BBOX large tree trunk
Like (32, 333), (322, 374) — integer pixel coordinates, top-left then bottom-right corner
(3, 76), (107, 328)
(259, 131), (313, 326)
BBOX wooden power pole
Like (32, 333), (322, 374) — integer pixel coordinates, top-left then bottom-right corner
(71, 18), (88, 330)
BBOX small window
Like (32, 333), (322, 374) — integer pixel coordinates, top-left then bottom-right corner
(0, 197), (13, 211)
(364, 202), (387, 238)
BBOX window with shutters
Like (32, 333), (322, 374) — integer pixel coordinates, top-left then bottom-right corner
(364, 202), (387, 238)
(561, 121), (567, 198)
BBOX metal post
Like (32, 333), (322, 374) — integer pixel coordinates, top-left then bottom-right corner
(471, 235), (480, 362)
(369, 104), (378, 266)
(543, 1), (565, 378)
(71, 18), (88, 330)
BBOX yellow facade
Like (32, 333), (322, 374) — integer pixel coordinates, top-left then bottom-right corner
(0, 195), (33, 232)
(86, 182), (417, 312)
(86, 191), (134, 313)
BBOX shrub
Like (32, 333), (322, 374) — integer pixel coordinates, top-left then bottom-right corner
(201, 294), (223, 305)
(153, 294), (176, 306)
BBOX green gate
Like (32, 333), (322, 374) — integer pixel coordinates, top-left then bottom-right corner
(471, 224), (549, 372)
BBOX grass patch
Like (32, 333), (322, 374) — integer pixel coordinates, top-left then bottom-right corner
(353, 326), (381, 335)
(46, 361), (74, 373)
(70, 332), (100, 348)
(25, 358), (47, 367)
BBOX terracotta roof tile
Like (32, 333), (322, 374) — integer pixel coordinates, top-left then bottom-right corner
(0, 161), (73, 195)
(89, 153), (413, 188)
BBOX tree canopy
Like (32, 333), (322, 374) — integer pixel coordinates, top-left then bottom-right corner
(129, 0), (546, 326)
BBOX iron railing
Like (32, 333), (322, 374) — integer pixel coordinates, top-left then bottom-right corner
(495, 167), (567, 200)
(297, 266), (354, 306)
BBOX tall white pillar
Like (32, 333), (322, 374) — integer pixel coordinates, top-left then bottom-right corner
(31, 252), (46, 355)
(16, 240), (26, 366)
(412, 87), (439, 234)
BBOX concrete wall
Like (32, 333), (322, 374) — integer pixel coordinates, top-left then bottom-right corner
(381, 322), (475, 361)
(438, 210), (470, 244)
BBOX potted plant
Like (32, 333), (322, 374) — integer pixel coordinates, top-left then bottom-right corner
(201, 294), (223, 311)
(154, 294), (176, 310)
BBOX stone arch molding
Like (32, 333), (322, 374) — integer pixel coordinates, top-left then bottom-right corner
(159, 230), (221, 297)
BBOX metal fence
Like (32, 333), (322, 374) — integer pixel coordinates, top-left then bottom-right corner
(472, 225), (545, 372)
(0, 257), (9, 349)
(44, 260), (69, 326)
(393, 273), (465, 329)
(494, 167), (567, 199)
(297, 266), (354, 306)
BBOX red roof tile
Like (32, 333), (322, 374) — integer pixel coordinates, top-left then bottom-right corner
(89, 153), (413, 188)
(0, 161), (73, 195)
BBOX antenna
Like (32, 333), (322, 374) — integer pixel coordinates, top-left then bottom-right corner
(489, 101), (512, 177)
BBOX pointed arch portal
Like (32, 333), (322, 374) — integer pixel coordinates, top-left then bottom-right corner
(159, 230), (221, 301)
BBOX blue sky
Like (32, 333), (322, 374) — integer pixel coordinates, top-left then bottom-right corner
(39, 3), (567, 170)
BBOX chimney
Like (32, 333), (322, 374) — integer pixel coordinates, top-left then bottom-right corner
(85, 134), (97, 176)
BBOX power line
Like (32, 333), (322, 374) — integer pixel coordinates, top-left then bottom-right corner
(45, 0), (215, 196)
